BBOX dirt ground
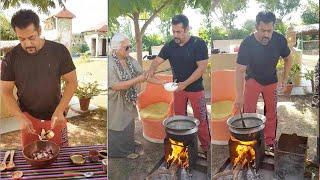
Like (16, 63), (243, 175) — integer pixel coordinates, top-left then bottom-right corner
(211, 95), (319, 179)
(108, 117), (164, 180)
(0, 109), (107, 150)
(108, 95), (319, 180)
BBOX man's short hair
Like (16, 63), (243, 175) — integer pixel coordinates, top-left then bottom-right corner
(172, 14), (189, 28)
(256, 11), (276, 25)
(11, 9), (40, 30)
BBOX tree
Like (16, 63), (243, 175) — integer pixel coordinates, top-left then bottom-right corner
(242, 19), (256, 34)
(109, 0), (211, 64)
(1, 0), (65, 13)
(301, 0), (319, 24)
(256, 0), (301, 35)
(0, 13), (17, 40)
(212, 0), (249, 30)
(211, 27), (228, 40)
(142, 34), (163, 54)
(256, 0), (301, 20)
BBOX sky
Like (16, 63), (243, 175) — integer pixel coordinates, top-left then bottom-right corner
(2, 0), (108, 33)
(2, 0), (318, 35)
(144, 0), (318, 35)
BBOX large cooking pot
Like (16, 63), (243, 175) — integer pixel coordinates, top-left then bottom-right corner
(227, 113), (266, 141)
(163, 115), (200, 136)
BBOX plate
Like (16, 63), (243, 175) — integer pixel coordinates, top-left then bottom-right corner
(163, 82), (178, 92)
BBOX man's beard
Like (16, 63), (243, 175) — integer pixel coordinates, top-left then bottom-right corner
(174, 38), (181, 44)
(25, 47), (37, 54)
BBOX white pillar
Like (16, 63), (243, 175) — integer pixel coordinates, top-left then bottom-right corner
(95, 35), (99, 57)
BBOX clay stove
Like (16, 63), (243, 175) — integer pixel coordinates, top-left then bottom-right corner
(147, 116), (208, 180)
(164, 130), (198, 171)
(229, 132), (265, 172)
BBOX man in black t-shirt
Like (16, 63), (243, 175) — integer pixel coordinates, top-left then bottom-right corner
(146, 15), (210, 153)
(0, 10), (77, 147)
(235, 11), (292, 150)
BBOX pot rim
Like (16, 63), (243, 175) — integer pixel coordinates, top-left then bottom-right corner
(227, 113), (266, 134)
(163, 115), (199, 135)
(163, 115), (200, 131)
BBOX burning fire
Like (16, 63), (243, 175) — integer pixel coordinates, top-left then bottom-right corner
(231, 137), (257, 168)
(166, 138), (189, 169)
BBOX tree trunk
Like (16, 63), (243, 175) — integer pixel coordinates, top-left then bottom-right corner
(131, 1), (170, 65)
(133, 13), (143, 65)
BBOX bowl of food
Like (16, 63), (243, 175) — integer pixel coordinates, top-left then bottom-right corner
(22, 140), (60, 168)
(163, 82), (178, 92)
(70, 154), (86, 165)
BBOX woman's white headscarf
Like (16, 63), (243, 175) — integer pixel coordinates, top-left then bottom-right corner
(110, 33), (128, 51)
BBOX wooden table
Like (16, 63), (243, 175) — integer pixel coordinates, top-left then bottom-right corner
(0, 145), (107, 179)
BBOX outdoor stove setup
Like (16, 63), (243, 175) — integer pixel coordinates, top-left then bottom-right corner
(213, 113), (309, 180)
(147, 115), (208, 180)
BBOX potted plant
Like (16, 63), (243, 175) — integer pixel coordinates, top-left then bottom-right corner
(75, 81), (104, 111)
(304, 69), (315, 93)
(283, 63), (301, 95)
(291, 63), (301, 86)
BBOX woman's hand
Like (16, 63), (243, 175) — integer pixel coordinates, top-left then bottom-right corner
(136, 73), (147, 83)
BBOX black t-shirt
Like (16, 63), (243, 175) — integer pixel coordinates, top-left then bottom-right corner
(1, 40), (76, 120)
(237, 32), (291, 85)
(158, 36), (208, 92)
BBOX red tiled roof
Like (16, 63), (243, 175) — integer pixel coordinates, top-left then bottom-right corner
(54, 8), (76, 19)
(83, 23), (108, 33)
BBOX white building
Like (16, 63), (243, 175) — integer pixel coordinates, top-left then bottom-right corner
(42, 7), (76, 50)
(82, 23), (108, 57)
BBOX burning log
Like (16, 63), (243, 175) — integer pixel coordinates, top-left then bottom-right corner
(212, 170), (233, 180)
(146, 164), (179, 180)
(232, 164), (242, 180)
(166, 138), (189, 169)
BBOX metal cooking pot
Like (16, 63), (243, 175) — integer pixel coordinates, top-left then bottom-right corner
(163, 115), (200, 136)
(227, 113), (266, 141)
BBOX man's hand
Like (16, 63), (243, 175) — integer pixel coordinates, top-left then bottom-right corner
(175, 81), (187, 91)
(235, 95), (244, 111)
(51, 109), (66, 129)
(145, 68), (155, 80)
(17, 113), (36, 134)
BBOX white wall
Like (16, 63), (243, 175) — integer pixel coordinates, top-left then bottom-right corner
(151, 45), (164, 55)
(212, 39), (243, 53)
(42, 29), (58, 41)
(84, 33), (99, 56)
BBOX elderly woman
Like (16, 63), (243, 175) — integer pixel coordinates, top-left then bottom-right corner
(108, 33), (165, 158)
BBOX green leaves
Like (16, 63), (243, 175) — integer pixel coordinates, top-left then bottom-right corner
(301, 0), (319, 25)
(256, 0), (300, 19)
(75, 81), (106, 99)
(0, 13), (17, 40)
(212, 0), (249, 30)
(1, 0), (65, 13)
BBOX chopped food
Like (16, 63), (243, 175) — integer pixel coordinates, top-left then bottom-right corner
(12, 171), (23, 179)
(31, 149), (54, 160)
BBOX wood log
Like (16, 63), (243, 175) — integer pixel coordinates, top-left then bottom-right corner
(232, 164), (242, 180)
(146, 164), (179, 180)
(212, 170), (233, 180)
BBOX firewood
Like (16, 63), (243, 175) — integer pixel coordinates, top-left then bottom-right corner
(232, 164), (242, 180)
(212, 170), (233, 180)
(146, 164), (179, 180)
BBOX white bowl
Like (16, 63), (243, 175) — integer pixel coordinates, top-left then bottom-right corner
(163, 82), (178, 92)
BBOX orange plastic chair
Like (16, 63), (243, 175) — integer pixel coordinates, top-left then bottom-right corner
(137, 74), (173, 143)
(211, 70), (237, 145)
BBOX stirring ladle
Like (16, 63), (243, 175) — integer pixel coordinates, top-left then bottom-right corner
(240, 108), (246, 128)
(6, 150), (15, 170)
(0, 151), (11, 171)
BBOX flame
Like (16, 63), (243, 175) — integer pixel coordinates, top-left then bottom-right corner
(231, 136), (256, 168)
(166, 138), (189, 169)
